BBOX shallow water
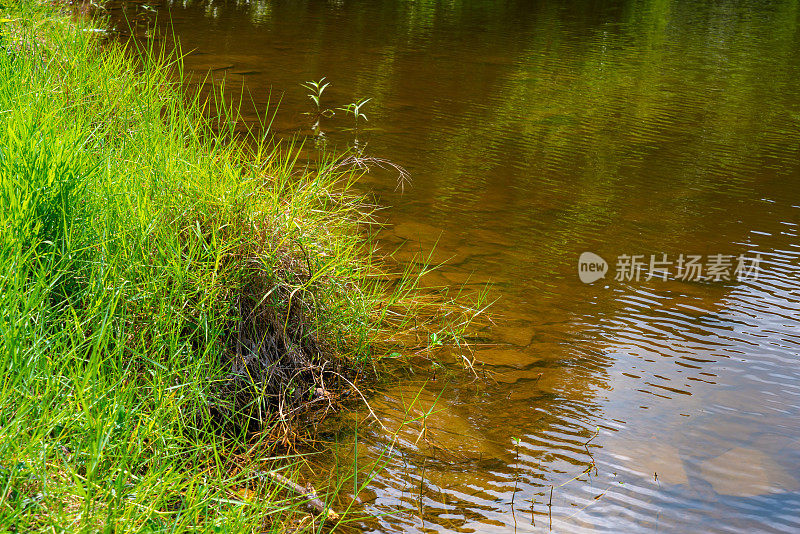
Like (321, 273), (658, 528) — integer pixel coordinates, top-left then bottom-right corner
(114, 0), (800, 531)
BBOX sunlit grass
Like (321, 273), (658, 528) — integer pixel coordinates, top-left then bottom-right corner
(0, 1), (488, 530)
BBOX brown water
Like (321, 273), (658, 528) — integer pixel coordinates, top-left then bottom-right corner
(111, 0), (800, 531)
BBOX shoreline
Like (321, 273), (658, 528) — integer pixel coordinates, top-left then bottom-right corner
(0, 1), (399, 529)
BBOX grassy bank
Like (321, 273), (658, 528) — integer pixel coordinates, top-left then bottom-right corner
(0, 0), (483, 530)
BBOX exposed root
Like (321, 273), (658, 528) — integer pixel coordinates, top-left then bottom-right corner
(333, 155), (411, 192)
(257, 469), (340, 522)
(204, 276), (352, 439)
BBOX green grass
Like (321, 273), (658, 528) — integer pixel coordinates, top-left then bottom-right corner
(0, 1), (488, 531)
(0, 1), (382, 531)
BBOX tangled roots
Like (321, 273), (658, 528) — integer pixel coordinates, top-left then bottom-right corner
(204, 260), (353, 441)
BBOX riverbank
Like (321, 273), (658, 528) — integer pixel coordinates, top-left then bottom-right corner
(0, 1), (466, 530)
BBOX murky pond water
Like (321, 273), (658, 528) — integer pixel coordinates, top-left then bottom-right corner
(111, 0), (800, 531)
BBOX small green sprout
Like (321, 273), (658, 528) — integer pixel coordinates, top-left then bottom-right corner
(337, 97), (371, 127)
(300, 77), (334, 117)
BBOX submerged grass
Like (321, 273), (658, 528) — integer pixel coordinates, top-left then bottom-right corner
(0, 0), (488, 531)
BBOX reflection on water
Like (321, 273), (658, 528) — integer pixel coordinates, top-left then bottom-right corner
(116, 0), (800, 531)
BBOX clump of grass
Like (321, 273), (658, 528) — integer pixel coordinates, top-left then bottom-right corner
(0, 0), (487, 530)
